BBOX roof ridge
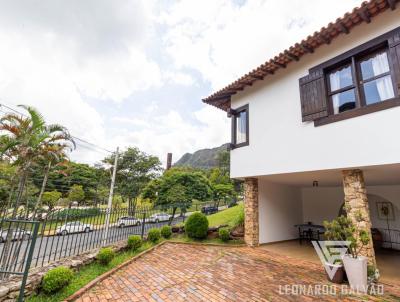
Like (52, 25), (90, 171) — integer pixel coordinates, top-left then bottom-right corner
(203, 0), (398, 111)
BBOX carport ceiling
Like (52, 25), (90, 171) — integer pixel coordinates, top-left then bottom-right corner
(258, 163), (400, 187)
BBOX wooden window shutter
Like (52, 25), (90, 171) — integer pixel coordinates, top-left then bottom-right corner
(389, 30), (400, 96)
(299, 70), (328, 122)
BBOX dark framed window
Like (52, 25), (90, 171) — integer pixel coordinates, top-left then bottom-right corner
(229, 104), (249, 149)
(299, 27), (400, 126)
(326, 47), (395, 115)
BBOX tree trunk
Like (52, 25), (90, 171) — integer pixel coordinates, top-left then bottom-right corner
(35, 162), (51, 214)
(168, 207), (177, 226)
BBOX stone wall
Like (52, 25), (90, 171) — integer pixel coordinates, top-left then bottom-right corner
(244, 178), (259, 247)
(342, 169), (377, 267)
(0, 241), (127, 302)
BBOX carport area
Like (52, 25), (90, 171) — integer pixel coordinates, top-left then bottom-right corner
(251, 163), (400, 283)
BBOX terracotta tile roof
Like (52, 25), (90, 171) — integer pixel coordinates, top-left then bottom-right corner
(203, 0), (399, 111)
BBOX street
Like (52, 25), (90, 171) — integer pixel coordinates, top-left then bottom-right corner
(0, 216), (186, 269)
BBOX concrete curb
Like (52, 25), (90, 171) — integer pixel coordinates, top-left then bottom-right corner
(63, 241), (167, 302)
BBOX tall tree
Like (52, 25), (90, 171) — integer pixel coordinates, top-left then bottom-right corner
(104, 147), (162, 213)
(142, 168), (211, 224)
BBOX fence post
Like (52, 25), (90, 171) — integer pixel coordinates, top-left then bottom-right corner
(140, 212), (146, 239)
(18, 221), (39, 302)
(102, 147), (119, 247)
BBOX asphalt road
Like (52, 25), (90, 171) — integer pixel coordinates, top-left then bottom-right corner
(0, 216), (186, 269)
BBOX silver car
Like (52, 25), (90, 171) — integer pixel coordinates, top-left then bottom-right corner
(146, 213), (172, 223)
(56, 221), (93, 236)
(117, 216), (141, 228)
(0, 228), (31, 242)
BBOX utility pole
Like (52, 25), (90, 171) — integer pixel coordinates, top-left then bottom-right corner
(102, 147), (119, 246)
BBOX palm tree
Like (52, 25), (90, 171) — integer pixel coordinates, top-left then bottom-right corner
(0, 105), (74, 273)
(1, 106), (75, 215)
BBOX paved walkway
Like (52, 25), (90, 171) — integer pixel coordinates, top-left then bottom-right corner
(75, 242), (400, 302)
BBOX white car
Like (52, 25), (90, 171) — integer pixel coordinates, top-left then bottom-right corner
(146, 213), (172, 223)
(56, 221), (93, 236)
(117, 216), (141, 228)
(0, 228), (31, 242)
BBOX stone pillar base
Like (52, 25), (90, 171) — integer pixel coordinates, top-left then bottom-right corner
(244, 178), (259, 247)
(342, 169), (376, 268)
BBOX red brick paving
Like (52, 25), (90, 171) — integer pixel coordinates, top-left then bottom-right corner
(74, 242), (400, 302)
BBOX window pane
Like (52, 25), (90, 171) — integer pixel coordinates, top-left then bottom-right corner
(363, 75), (394, 105)
(360, 51), (390, 80)
(236, 111), (247, 144)
(332, 89), (356, 114)
(329, 65), (353, 91)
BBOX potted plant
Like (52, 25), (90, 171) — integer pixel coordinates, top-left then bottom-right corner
(342, 227), (370, 293)
(322, 216), (349, 284)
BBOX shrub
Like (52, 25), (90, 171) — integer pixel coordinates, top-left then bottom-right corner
(185, 212), (209, 239)
(42, 266), (74, 294)
(127, 235), (142, 251)
(147, 228), (161, 243)
(219, 228), (230, 242)
(160, 225), (172, 239)
(97, 247), (115, 265)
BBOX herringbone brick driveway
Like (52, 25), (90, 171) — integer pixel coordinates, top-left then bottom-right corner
(75, 242), (400, 302)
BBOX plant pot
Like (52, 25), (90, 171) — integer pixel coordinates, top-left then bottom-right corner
(342, 255), (368, 293)
(324, 262), (344, 284)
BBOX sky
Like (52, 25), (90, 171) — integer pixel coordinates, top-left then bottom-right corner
(0, 0), (362, 165)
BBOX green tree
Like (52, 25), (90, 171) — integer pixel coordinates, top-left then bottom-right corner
(68, 184), (85, 204)
(104, 147), (162, 213)
(142, 168), (211, 224)
(42, 190), (62, 211)
(0, 105), (74, 269)
(211, 183), (235, 207)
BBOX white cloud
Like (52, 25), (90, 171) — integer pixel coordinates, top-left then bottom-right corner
(111, 106), (229, 165)
(158, 0), (362, 90)
(0, 0), (366, 166)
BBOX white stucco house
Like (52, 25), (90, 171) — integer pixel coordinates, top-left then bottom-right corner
(203, 0), (400, 266)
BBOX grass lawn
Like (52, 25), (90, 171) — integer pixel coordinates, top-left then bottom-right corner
(207, 203), (243, 227)
(27, 241), (159, 302)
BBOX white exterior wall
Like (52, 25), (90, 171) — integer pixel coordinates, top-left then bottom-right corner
(258, 179), (302, 244)
(258, 183), (400, 245)
(302, 185), (400, 249)
(230, 10), (400, 179)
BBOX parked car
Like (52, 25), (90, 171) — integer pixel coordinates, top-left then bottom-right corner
(146, 213), (172, 223)
(56, 221), (93, 236)
(201, 206), (218, 215)
(0, 228), (31, 242)
(117, 216), (141, 228)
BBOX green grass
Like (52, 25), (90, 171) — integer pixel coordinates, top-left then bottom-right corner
(206, 203), (243, 227)
(27, 241), (158, 302)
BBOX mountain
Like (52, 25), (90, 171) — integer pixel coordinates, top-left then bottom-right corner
(174, 143), (229, 169)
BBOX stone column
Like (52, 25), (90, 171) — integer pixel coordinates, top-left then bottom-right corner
(342, 169), (376, 267)
(244, 178), (259, 247)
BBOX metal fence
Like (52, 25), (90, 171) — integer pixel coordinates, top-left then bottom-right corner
(0, 201), (228, 279)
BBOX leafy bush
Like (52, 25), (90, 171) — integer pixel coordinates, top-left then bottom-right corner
(219, 228), (230, 242)
(160, 225), (172, 239)
(42, 266), (74, 294)
(127, 235), (142, 251)
(97, 247), (115, 265)
(185, 212), (209, 239)
(147, 228), (161, 243)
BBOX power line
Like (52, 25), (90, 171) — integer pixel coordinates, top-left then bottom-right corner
(0, 102), (114, 154)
